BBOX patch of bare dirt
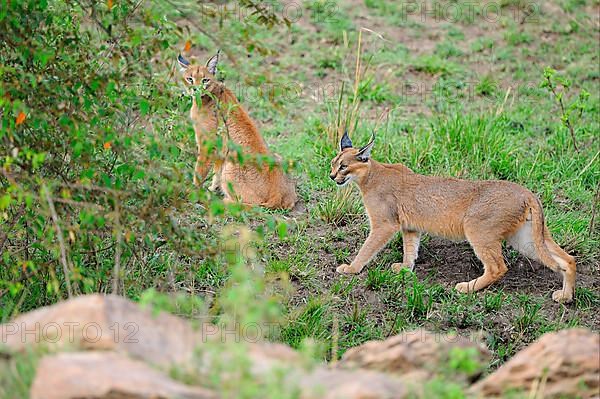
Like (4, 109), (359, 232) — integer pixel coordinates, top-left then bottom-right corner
(417, 237), (598, 295)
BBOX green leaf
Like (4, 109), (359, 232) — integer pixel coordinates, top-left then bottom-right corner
(277, 221), (287, 239)
(140, 99), (150, 115)
(0, 194), (11, 210)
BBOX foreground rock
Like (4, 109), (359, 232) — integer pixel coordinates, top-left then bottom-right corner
(0, 294), (203, 366)
(1, 295), (404, 398)
(300, 368), (406, 399)
(338, 329), (490, 383)
(470, 328), (600, 398)
(0, 294), (299, 373)
(30, 351), (217, 399)
(4, 294), (598, 399)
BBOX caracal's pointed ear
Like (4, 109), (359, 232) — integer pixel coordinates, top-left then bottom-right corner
(206, 49), (221, 75)
(178, 54), (190, 71)
(339, 129), (353, 151)
(356, 132), (375, 162)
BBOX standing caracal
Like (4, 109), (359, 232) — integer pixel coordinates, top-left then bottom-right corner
(178, 51), (297, 210)
(329, 130), (576, 303)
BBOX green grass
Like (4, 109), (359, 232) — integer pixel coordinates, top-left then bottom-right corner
(475, 75), (498, 97)
(412, 54), (461, 75)
(0, 347), (47, 399)
(313, 187), (363, 226)
(282, 299), (332, 351)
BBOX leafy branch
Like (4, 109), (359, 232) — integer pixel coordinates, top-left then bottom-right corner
(540, 67), (590, 152)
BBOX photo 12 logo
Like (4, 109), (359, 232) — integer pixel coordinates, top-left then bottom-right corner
(233, 80), (340, 106)
(198, 1), (340, 25)
(399, 1), (540, 24)
(1, 321), (139, 344)
(202, 321), (280, 343)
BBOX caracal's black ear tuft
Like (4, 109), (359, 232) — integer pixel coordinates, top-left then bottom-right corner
(339, 129), (353, 151)
(178, 54), (190, 71)
(356, 132), (375, 162)
(206, 49), (220, 75)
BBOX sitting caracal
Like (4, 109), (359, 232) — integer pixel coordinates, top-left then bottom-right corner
(178, 51), (297, 210)
(329, 130), (576, 303)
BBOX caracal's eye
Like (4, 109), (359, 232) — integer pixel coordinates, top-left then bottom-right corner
(201, 78), (210, 86)
(185, 77), (194, 84)
(339, 164), (347, 170)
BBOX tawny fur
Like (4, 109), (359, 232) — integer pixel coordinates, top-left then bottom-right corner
(179, 53), (297, 210)
(329, 133), (576, 303)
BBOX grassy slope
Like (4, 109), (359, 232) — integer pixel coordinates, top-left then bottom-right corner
(193, 0), (600, 366)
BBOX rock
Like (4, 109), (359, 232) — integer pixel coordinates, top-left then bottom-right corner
(0, 295), (304, 397)
(469, 328), (600, 398)
(1, 295), (410, 398)
(299, 367), (406, 399)
(0, 294), (300, 373)
(337, 329), (490, 382)
(0, 294), (205, 367)
(247, 341), (302, 375)
(30, 351), (217, 399)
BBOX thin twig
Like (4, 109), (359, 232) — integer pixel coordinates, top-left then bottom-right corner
(373, 107), (390, 132)
(43, 185), (74, 298)
(546, 76), (579, 152)
(112, 198), (123, 295)
(351, 29), (363, 126)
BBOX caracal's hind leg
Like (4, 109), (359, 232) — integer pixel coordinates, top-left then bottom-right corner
(392, 230), (421, 272)
(545, 236), (576, 303)
(508, 217), (576, 303)
(456, 238), (507, 294)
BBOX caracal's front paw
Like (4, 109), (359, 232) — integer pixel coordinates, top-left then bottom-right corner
(552, 289), (573, 303)
(454, 281), (475, 294)
(208, 174), (222, 193)
(391, 262), (413, 273)
(208, 182), (221, 193)
(336, 264), (360, 274)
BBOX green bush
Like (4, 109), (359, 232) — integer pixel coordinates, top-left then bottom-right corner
(0, 0), (285, 318)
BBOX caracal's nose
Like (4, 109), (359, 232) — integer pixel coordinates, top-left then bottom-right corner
(329, 174), (336, 181)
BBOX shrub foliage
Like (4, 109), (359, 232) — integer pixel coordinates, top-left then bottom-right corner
(0, 0), (283, 317)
